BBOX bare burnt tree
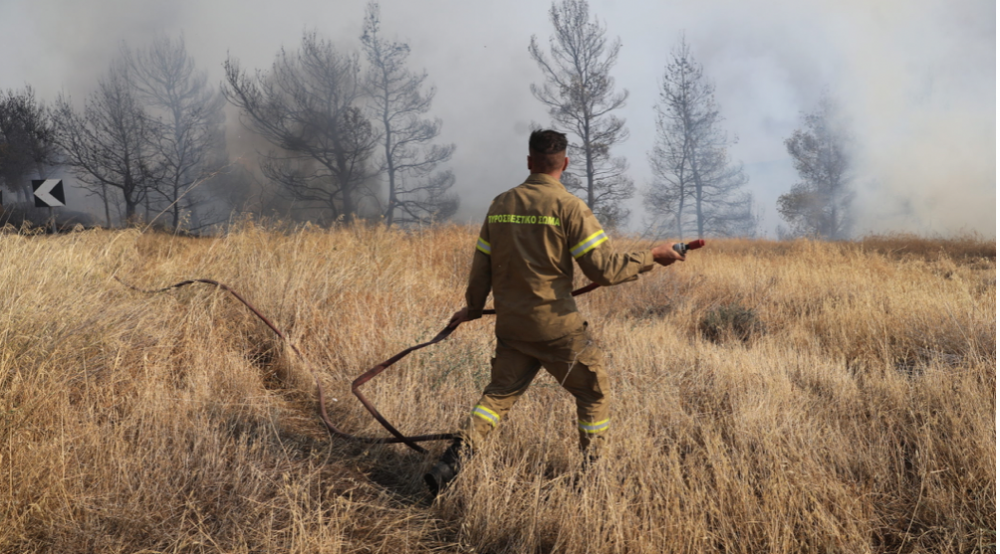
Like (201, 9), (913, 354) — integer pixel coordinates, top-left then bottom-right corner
(125, 36), (224, 229)
(777, 94), (853, 239)
(361, 2), (457, 226)
(224, 32), (378, 224)
(53, 59), (161, 225)
(529, 0), (633, 228)
(0, 87), (58, 206)
(645, 37), (756, 239)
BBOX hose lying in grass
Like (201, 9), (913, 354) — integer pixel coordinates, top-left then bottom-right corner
(113, 275), (595, 454)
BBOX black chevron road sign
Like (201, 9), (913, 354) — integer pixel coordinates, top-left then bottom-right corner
(32, 179), (65, 207)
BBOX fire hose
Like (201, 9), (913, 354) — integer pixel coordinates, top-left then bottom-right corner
(115, 239), (704, 454)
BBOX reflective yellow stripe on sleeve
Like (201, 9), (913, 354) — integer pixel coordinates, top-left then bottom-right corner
(571, 230), (608, 258)
(476, 237), (491, 255)
(578, 418), (610, 433)
(472, 404), (500, 427)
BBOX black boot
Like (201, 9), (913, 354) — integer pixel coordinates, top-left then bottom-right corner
(424, 437), (466, 496)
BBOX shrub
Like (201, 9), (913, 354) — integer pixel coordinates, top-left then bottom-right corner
(699, 303), (764, 343)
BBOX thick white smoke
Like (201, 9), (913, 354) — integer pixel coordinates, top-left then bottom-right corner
(0, 0), (992, 236)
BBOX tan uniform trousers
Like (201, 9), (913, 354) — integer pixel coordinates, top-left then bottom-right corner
(459, 325), (610, 452)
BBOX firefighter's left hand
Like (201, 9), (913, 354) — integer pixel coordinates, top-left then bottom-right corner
(448, 307), (470, 328)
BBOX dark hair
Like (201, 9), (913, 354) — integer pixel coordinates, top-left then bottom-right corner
(529, 129), (568, 173)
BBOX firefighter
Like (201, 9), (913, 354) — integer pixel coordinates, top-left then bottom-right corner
(424, 130), (684, 495)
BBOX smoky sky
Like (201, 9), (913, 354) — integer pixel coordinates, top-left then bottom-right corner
(0, 0), (994, 236)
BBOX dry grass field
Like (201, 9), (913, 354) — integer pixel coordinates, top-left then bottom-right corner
(0, 222), (994, 553)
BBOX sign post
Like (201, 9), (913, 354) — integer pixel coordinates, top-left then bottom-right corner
(32, 179), (65, 234)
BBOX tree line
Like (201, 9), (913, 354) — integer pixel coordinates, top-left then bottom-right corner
(0, 2), (457, 231)
(528, 0), (854, 238)
(0, 0), (855, 238)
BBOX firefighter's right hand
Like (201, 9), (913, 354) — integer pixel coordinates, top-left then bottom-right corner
(651, 243), (685, 266)
(448, 307), (470, 328)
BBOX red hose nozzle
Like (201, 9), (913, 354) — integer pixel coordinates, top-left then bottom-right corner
(673, 239), (706, 256)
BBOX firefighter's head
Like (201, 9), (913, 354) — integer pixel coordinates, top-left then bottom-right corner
(528, 129), (569, 176)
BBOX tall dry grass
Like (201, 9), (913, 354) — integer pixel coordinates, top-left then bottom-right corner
(0, 223), (994, 553)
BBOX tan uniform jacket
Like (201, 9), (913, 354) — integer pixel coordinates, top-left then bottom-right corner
(466, 173), (654, 341)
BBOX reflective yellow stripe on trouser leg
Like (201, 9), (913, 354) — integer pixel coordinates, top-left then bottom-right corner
(578, 418), (610, 434)
(578, 418), (609, 451)
(472, 404), (500, 427)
